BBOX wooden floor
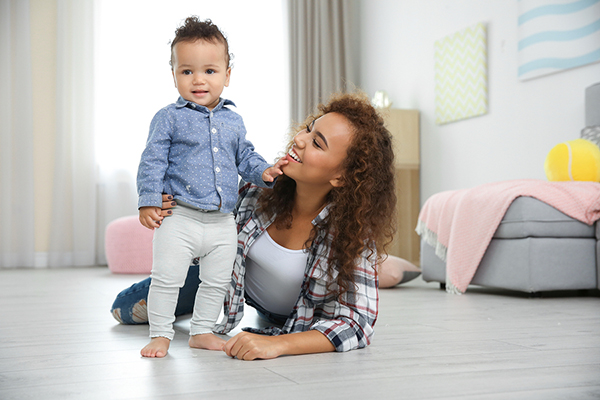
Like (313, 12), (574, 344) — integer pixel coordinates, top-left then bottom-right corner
(1, 266), (599, 400)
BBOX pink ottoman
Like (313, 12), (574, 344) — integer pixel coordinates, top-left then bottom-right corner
(105, 215), (154, 274)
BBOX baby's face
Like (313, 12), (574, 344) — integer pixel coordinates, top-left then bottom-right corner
(171, 40), (230, 110)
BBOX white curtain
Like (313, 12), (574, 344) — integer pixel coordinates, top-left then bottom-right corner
(288, 0), (358, 123)
(47, 0), (98, 267)
(0, 0), (36, 268)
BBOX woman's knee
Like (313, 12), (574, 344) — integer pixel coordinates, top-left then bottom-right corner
(110, 278), (151, 324)
(111, 266), (201, 323)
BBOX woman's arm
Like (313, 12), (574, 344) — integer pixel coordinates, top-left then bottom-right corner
(222, 330), (334, 361)
(306, 248), (380, 352)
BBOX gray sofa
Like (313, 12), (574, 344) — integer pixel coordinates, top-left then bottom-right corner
(421, 82), (600, 293)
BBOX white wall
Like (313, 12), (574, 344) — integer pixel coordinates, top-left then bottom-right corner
(358, 0), (600, 203)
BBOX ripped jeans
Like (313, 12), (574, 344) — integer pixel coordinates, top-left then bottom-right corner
(111, 266), (200, 325)
(111, 266), (289, 328)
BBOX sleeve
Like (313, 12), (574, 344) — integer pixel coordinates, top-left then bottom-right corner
(309, 250), (379, 352)
(234, 119), (275, 189)
(233, 181), (264, 232)
(136, 108), (173, 208)
(233, 180), (252, 220)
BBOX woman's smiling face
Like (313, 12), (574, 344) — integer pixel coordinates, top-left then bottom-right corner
(283, 112), (353, 189)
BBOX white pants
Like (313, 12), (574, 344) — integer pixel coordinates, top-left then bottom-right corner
(147, 205), (236, 340)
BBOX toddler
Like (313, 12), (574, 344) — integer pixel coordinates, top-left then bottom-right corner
(137, 16), (285, 358)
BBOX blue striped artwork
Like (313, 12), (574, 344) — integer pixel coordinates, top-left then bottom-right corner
(518, 0), (600, 80)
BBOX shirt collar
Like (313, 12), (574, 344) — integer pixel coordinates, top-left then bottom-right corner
(175, 96), (236, 113)
(313, 204), (330, 225)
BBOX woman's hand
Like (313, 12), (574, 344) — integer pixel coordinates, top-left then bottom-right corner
(222, 330), (335, 361)
(222, 332), (285, 361)
(161, 194), (176, 217)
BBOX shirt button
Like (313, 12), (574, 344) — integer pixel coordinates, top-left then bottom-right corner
(215, 167), (221, 173)
(213, 147), (218, 153)
(217, 186), (222, 192)
(211, 128), (217, 134)
(210, 112), (214, 118)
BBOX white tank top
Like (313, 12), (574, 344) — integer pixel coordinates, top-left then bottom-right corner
(244, 231), (308, 315)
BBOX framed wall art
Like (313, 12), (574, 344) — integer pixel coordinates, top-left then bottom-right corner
(518, 0), (600, 80)
(434, 23), (488, 125)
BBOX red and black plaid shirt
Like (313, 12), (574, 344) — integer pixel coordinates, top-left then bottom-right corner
(214, 182), (379, 352)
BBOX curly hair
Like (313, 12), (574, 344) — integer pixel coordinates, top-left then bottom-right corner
(170, 16), (232, 68)
(258, 92), (396, 295)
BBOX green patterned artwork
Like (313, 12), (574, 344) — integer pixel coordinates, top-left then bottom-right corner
(435, 23), (488, 125)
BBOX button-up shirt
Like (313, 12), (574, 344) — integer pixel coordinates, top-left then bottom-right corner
(213, 182), (379, 352)
(137, 97), (272, 213)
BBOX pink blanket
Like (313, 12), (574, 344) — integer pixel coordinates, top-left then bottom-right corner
(416, 179), (600, 294)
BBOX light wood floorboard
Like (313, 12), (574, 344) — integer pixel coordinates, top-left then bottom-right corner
(0, 267), (599, 399)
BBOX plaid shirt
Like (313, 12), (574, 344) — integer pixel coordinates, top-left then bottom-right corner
(213, 182), (379, 352)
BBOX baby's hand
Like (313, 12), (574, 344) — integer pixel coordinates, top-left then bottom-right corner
(262, 158), (288, 182)
(139, 206), (163, 230)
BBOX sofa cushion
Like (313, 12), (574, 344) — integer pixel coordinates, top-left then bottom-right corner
(421, 236), (597, 292)
(493, 197), (595, 239)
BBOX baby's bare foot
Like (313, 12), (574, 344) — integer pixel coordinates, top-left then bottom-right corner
(141, 337), (170, 358)
(189, 333), (226, 351)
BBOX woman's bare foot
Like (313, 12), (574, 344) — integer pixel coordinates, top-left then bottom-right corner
(189, 333), (226, 351)
(141, 337), (170, 358)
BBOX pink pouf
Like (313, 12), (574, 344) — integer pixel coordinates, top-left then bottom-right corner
(105, 215), (154, 274)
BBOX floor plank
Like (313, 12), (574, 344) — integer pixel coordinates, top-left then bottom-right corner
(0, 267), (599, 399)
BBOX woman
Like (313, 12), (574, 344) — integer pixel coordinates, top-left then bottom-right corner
(111, 92), (421, 360)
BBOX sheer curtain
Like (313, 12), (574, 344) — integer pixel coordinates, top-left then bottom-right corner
(47, 0), (97, 267)
(0, 0), (36, 268)
(288, 0), (358, 123)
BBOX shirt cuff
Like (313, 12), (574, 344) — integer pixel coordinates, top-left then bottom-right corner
(248, 164), (275, 188)
(310, 319), (363, 352)
(138, 193), (164, 209)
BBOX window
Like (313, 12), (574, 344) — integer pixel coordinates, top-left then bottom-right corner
(94, 0), (289, 182)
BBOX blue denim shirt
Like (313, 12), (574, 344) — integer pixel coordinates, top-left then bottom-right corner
(137, 97), (272, 213)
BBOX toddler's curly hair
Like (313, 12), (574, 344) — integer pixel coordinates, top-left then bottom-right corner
(170, 16), (232, 68)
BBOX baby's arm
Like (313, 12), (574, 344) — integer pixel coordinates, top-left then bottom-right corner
(139, 206), (163, 230)
(262, 157), (288, 183)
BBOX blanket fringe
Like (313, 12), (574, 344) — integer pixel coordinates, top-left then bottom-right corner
(416, 220), (463, 295)
(415, 220), (448, 262)
(445, 282), (463, 295)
